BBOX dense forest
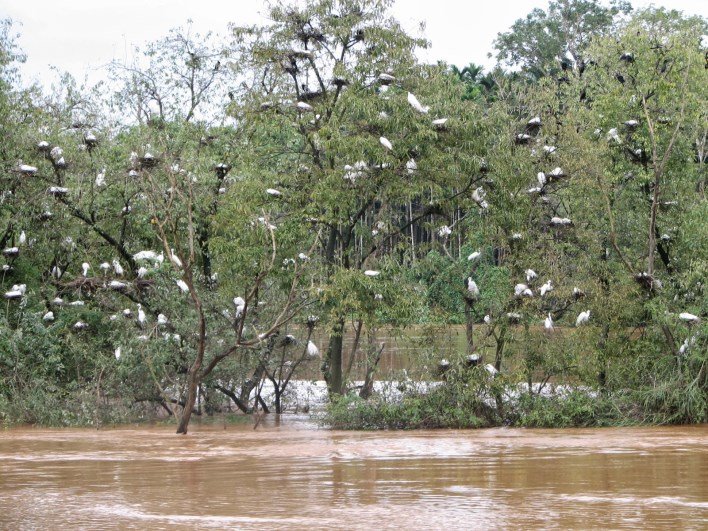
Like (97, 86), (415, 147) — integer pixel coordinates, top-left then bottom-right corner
(0, 0), (705, 434)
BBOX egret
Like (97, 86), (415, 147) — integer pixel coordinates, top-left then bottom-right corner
(380, 136), (393, 151)
(169, 249), (182, 268)
(52, 297), (64, 306)
(122, 308), (132, 318)
(539, 280), (553, 297)
(298, 252), (309, 261)
(485, 364), (498, 376)
(467, 277), (480, 298)
(525, 269), (538, 282)
(95, 168), (106, 187)
(128, 170), (139, 178)
(296, 101), (313, 111)
(515, 283), (533, 297)
(364, 270), (380, 277)
(50, 146), (63, 160)
(512, 233), (523, 240)
(484, 314), (491, 324)
(73, 321), (88, 330)
(157, 313), (168, 325)
(374, 293), (383, 300)
(3, 246), (19, 257)
(543, 145), (557, 155)
(624, 119), (639, 128)
(37, 140), (50, 150)
(378, 73), (396, 83)
(18, 164), (37, 175)
(99, 262), (110, 274)
(576, 310), (591, 326)
(43, 311), (54, 322)
(176, 279), (189, 293)
(112, 260), (124, 276)
(18, 231), (26, 245)
(48, 187), (69, 196)
(549, 167), (565, 178)
(114, 348), (121, 360)
(468, 250), (481, 261)
(4, 289), (22, 299)
(266, 188), (282, 196)
(307, 340), (320, 358)
(133, 250), (157, 261)
(544, 313), (554, 331)
(607, 128), (621, 143)
(679, 312), (700, 323)
(438, 225), (452, 237)
(69, 300), (84, 307)
(233, 296), (246, 318)
(406, 159), (417, 174)
(137, 266), (148, 278)
(432, 118), (448, 127)
(108, 280), (127, 290)
(407, 92), (429, 114)
(573, 287), (586, 299)
(507, 312), (522, 322)
(550, 217), (572, 226)
(528, 116), (541, 126)
(537, 172), (547, 187)
(137, 304), (146, 327)
(81, 262), (90, 277)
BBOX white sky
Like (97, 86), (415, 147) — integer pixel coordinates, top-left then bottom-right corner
(1, 0), (706, 86)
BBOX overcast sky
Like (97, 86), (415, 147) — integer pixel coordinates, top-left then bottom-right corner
(1, 0), (706, 86)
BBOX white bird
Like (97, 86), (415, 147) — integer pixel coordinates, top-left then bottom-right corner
(379, 136), (393, 151)
(43, 311), (54, 322)
(468, 251), (481, 261)
(483, 314), (491, 324)
(114, 347), (121, 360)
(576, 310), (591, 326)
(485, 363), (498, 376)
(233, 296), (246, 318)
(112, 260), (124, 276)
(99, 262), (110, 274)
(607, 128), (621, 143)
(432, 118), (448, 126)
(266, 188), (282, 196)
(95, 168), (106, 187)
(157, 313), (168, 325)
(73, 321), (88, 330)
(374, 293), (383, 300)
(624, 119), (639, 128)
(544, 313), (554, 331)
(549, 167), (564, 177)
(515, 283), (533, 297)
(407, 92), (429, 114)
(18, 231), (26, 245)
(679, 312), (700, 323)
(69, 300), (85, 307)
(81, 262), (90, 277)
(137, 266), (148, 278)
(176, 279), (189, 293)
(4, 290), (23, 299)
(539, 280), (553, 297)
(296, 101), (313, 111)
(133, 250), (158, 261)
(364, 270), (380, 277)
(512, 233), (523, 240)
(50, 146), (63, 160)
(525, 269), (538, 282)
(52, 297), (64, 306)
(438, 225), (452, 237)
(467, 277), (479, 298)
(537, 172), (547, 187)
(528, 116), (541, 126)
(137, 304), (146, 326)
(108, 280), (127, 290)
(550, 216), (572, 226)
(406, 159), (417, 174)
(298, 252), (309, 261)
(169, 249), (182, 269)
(378, 73), (396, 83)
(18, 163), (38, 175)
(307, 340), (320, 358)
(122, 308), (132, 318)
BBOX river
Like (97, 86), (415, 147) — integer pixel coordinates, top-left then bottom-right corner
(0, 419), (706, 529)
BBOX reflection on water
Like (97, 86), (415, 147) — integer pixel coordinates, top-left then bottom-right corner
(0, 420), (706, 529)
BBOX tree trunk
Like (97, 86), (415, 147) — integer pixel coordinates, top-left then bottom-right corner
(464, 298), (474, 355)
(326, 317), (345, 397)
(176, 369), (199, 434)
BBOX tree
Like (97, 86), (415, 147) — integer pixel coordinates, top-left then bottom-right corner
(493, 0), (632, 79)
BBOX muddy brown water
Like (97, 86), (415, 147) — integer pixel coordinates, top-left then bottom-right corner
(0, 420), (706, 530)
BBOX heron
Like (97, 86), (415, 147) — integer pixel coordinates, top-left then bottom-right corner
(307, 340), (320, 358)
(539, 280), (553, 297)
(468, 250), (481, 261)
(81, 262), (90, 277)
(233, 296), (246, 318)
(43, 311), (54, 322)
(18, 231), (26, 245)
(109, 280), (127, 290)
(18, 164), (37, 175)
(176, 279), (189, 293)
(112, 260), (124, 276)
(380, 136), (393, 151)
(266, 188), (282, 196)
(515, 283), (533, 297)
(169, 249), (182, 269)
(438, 225), (452, 237)
(407, 92), (429, 114)
(544, 313), (554, 331)
(679, 312), (700, 323)
(525, 269), (538, 282)
(467, 277), (480, 298)
(364, 270), (380, 277)
(137, 304), (146, 327)
(157, 313), (168, 325)
(576, 310), (591, 326)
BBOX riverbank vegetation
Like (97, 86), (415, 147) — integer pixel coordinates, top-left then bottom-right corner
(0, 1), (705, 433)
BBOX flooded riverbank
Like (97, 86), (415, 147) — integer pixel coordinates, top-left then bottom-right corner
(1, 419), (706, 529)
